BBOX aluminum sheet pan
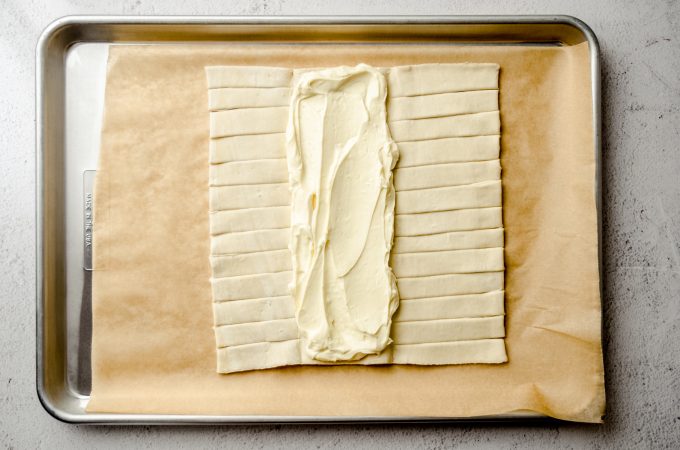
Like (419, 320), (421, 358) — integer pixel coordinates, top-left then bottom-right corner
(36, 15), (601, 424)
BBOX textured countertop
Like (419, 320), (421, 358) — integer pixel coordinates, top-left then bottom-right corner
(1, 0), (679, 448)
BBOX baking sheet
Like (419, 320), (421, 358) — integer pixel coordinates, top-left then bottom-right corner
(87, 42), (604, 422)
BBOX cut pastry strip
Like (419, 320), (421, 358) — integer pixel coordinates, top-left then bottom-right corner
(390, 247), (504, 277)
(213, 296), (295, 326)
(209, 87), (290, 111)
(395, 180), (502, 214)
(215, 318), (298, 348)
(210, 133), (285, 164)
(387, 63), (499, 97)
(218, 338), (507, 372)
(397, 135), (500, 168)
(209, 183), (289, 211)
(392, 339), (507, 365)
(390, 111), (500, 142)
(212, 271), (291, 302)
(217, 339), (301, 373)
(394, 160), (501, 191)
(395, 207), (503, 237)
(210, 107), (288, 138)
(210, 249), (291, 278)
(206, 66), (292, 89)
(392, 315), (505, 344)
(209, 159), (288, 186)
(393, 228), (503, 253)
(394, 291), (505, 322)
(211, 228), (289, 255)
(397, 271), (504, 299)
(210, 206), (290, 235)
(388, 89), (498, 121)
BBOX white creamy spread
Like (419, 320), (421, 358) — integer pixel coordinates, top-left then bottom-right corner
(286, 64), (400, 362)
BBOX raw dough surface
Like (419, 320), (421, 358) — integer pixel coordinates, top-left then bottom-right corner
(394, 160), (501, 191)
(397, 135), (500, 167)
(209, 87), (290, 111)
(209, 206), (290, 235)
(392, 228), (504, 253)
(206, 63), (506, 373)
(210, 133), (286, 163)
(209, 183), (289, 211)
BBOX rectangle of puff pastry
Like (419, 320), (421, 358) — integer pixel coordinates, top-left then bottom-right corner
(206, 63), (506, 373)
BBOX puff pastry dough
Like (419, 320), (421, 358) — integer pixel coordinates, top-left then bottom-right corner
(206, 63), (506, 373)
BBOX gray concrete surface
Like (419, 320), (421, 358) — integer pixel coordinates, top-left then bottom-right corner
(2, 0), (679, 448)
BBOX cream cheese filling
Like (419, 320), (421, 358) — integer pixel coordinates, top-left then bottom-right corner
(286, 64), (399, 362)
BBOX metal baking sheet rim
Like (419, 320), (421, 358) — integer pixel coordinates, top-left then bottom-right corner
(36, 15), (602, 424)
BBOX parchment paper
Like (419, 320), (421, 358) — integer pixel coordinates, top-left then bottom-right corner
(88, 42), (605, 422)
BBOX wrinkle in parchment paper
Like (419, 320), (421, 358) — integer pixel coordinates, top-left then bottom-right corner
(88, 43), (604, 422)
